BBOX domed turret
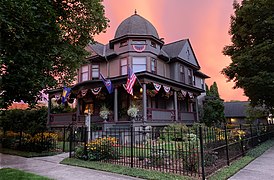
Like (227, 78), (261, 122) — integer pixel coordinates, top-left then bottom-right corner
(114, 14), (159, 39)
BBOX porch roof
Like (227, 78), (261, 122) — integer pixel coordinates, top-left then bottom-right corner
(72, 71), (204, 95)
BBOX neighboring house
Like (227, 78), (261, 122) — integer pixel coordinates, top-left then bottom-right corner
(224, 101), (267, 124)
(48, 13), (209, 129)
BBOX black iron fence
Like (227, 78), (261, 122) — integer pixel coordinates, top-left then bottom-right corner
(67, 123), (274, 179)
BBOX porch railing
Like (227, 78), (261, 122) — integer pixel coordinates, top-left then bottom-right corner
(49, 113), (85, 127)
(178, 111), (197, 124)
(147, 108), (175, 121)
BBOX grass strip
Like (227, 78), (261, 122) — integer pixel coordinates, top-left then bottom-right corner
(209, 139), (274, 180)
(0, 168), (52, 180)
(0, 148), (60, 158)
(61, 158), (194, 180)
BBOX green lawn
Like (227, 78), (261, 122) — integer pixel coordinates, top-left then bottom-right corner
(0, 168), (52, 180)
(61, 158), (194, 180)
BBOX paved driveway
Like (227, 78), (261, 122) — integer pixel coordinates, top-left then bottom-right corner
(0, 153), (142, 180)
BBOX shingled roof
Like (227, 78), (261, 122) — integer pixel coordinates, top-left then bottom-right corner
(224, 101), (250, 118)
(162, 40), (187, 58)
(114, 14), (159, 39)
(86, 42), (116, 58)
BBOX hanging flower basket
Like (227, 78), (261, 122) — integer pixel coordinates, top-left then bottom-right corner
(127, 105), (139, 118)
(147, 89), (158, 97)
(162, 91), (173, 99)
(99, 105), (110, 120)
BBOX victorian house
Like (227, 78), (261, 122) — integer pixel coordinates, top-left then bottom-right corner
(48, 13), (209, 129)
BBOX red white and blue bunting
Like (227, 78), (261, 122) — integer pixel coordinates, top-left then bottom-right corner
(181, 90), (187, 97)
(91, 87), (102, 95)
(163, 86), (171, 93)
(132, 44), (146, 52)
(188, 92), (194, 99)
(153, 83), (161, 91)
(81, 89), (88, 97)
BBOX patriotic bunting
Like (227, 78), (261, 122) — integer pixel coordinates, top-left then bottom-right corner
(188, 92), (194, 99)
(153, 82), (161, 91)
(163, 86), (170, 93)
(91, 87), (102, 95)
(81, 89), (88, 97)
(181, 90), (187, 97)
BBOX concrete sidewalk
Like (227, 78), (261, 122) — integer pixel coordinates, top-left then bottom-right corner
(0, 153), (142, 180)
(229, 145), (274, 180)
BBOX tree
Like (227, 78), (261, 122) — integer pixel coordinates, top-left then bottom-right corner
(222, 0), (274, 113)
(245, 104), (267, 124)
(0, 0), (109, 108)
(201, 82), (225, 127)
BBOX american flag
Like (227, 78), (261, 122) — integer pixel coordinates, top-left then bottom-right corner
(126, 67), (137, 95)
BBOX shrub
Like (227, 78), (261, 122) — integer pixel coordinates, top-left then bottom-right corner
(85, 137), (120, 161)
(160, 123), (188, 141)
(149, 146), (168, 166)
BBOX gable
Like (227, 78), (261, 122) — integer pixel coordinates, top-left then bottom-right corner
(178, 40), (200, 68)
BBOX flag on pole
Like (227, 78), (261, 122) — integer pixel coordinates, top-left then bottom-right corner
(126, 67), (137, 95)
(100, 73), (113, 94)
(62, 87), (71, 104)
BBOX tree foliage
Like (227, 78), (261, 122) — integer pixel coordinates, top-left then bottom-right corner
(222, 0), (274, 112)
(0, 107), (48, 135)
(0, 0), (109, 108)
(201, 82), (225, 127)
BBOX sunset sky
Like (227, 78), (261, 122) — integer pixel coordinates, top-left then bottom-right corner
(95, 0), (248, 102)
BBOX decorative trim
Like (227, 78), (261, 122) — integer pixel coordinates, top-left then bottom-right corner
(132, 44), (146, 52)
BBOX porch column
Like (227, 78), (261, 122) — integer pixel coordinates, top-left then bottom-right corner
(142, 83), (147, 122)
(47, 94), (51, 126)
(174, 91), (178, 121)
(114, 87), (118, 122)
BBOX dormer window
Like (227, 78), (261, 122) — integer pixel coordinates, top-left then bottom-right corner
(120, 40), (128, 47)
(151, 41), (156, 48)
(132, 40), (146, 45)
(180, 65), (185, 83)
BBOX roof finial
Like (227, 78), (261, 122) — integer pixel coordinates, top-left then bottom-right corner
(134, 9), (137, 15)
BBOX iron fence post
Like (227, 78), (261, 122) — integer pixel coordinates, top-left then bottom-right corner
(130, 125), (134, 168)
(84, 126), (88, 160)
(240, 124), (245, 156)
(250, 124), (253, 147)
(224, 124), (230, 166)
(63, 126), (66, 152)
(199, 126), (205, 180)
(69, 126), (73, 158)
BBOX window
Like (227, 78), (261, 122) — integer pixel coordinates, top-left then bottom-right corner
(91, 64), (99, 79)
(132, 57), (146, 73)
(180, 65), (185, 83)
(81, 65), (89, 82)
(120, 40), (128, 47)
(120, 58), (127, 75)
(201, 79), (205, 90)
(193, 76), (196, 86)
(151, 58), (157, 74)
(151, 41), (156, 48)
(132, 40), (146, 45)
(188, 69), (193, 85)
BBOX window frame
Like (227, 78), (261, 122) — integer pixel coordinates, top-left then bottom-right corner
(120, 58), (128, 76)
(187, 68), (193, 85)
(180, 65), (185, 83)
(91, 64), (100, 80)
(81, 65), (89, 82)
(151, 58), (157, 74)
(132, 56), (147, 73)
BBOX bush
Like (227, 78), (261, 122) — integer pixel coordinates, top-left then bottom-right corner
(149, 146), (168, 166)
(160, 123), (188, 141)
(75, 137), (121, 161)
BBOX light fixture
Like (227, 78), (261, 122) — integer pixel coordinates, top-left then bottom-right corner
(140, 88), (143, 93)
